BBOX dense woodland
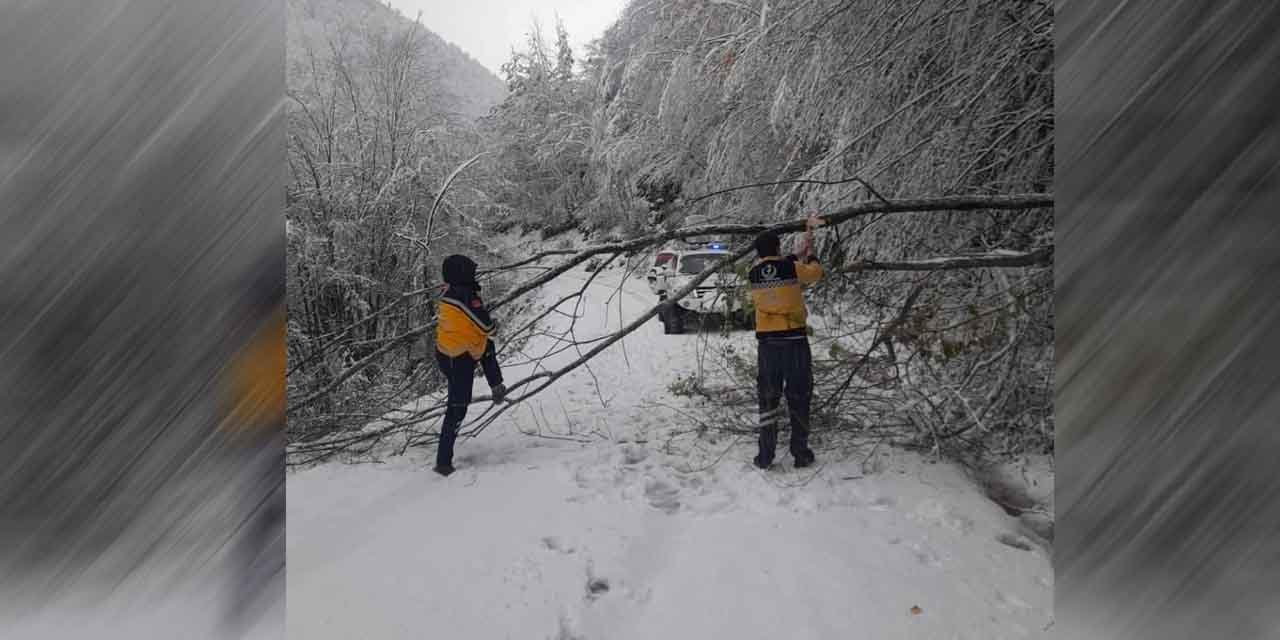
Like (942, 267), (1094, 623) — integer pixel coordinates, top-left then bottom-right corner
(285, 0), (1054, 468)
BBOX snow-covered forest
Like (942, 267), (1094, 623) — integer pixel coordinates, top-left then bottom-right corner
(286, 0), (1052, 465)
(285, 0), (1054, 636)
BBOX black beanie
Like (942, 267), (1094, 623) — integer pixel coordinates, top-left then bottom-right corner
(753, 231), (781, 258)
(441, 254), (479, 289)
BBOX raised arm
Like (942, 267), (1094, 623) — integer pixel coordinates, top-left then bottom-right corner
(796, 213), (825, 284)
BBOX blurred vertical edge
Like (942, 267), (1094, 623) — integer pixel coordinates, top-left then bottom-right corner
(1057, 1), (1280, 638)
(0, 0), (284, 637)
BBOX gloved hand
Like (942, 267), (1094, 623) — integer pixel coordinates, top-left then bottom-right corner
(798, 213), (825, 260)
(490, 383), (508, 404)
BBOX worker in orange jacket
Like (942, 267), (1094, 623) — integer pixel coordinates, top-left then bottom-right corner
(433, 254), (507, 476)
(747, 215), (825, 469)
(218, 247), (285, 632)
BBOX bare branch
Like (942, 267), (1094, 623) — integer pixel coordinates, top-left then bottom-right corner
(489, 193), (1053, 314)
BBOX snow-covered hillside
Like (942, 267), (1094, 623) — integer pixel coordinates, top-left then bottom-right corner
(287, 263), (1053, 639)
(287, 0), (506, 120)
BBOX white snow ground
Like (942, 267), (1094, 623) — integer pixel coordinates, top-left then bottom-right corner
(288, 265), (1053, 640)
(1, 447), (284, 639)
(0, 580), (283, 640)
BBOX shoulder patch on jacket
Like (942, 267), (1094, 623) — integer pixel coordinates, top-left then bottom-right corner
(470, 298), (483, 309)
(748, 257), (799, 285)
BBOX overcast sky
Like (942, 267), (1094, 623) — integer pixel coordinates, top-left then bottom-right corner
(386, 0), (628, 77)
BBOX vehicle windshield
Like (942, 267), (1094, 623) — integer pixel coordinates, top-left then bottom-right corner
(678, 253), (726, 275)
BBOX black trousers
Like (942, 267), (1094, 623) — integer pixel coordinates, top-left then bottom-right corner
(756, 338), (814, 464)
(229, 433), (284, 627)
(435, 340), (502, 467)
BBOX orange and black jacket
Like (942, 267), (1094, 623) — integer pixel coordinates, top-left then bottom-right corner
(748, 254), (824, 340)
(436, 285), (497, 359)
(221, 304), (286, 439)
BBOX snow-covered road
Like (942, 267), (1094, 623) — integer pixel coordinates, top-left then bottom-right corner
(287, 265), (1053, 640)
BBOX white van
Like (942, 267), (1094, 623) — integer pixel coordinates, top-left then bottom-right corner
(646, 240), (750, 334)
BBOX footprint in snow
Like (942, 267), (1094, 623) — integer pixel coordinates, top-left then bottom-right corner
(553, 612), (586, 640)
(541, 536), (576, 554)
(908, 541), (943, 568)
(572, 463), (622, 491)
(619, 444), (649, 466)
(585, 576), (610, 600)
(776, 489), (819, 513)
(996, 532), (1035, 552)
(687, 490), (737, 515)
(644, 478), (681, 514)
(994, 589), (1032, 611)
(870, 496), (897, 511)
(583, 558), (613, 603)
(913, 499), (975, 534)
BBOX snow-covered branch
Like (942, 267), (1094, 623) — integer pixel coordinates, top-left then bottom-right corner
(841, 246), (1052, 272)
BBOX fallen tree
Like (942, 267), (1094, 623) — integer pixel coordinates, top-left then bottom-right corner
(288, 192), (1052, 465)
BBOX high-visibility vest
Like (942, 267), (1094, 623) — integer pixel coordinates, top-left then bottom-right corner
(436, 287), (496, 360)
(748, 255), (823, 338)
(221, 306), (285, 437)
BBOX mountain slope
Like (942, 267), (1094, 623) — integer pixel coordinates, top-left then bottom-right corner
(287, 0), (506, 119)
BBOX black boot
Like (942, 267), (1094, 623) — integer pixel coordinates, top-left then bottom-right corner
(793, 450), (816, 468)
(436, 421), (459, 477)
(490, 382), (507, 403)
